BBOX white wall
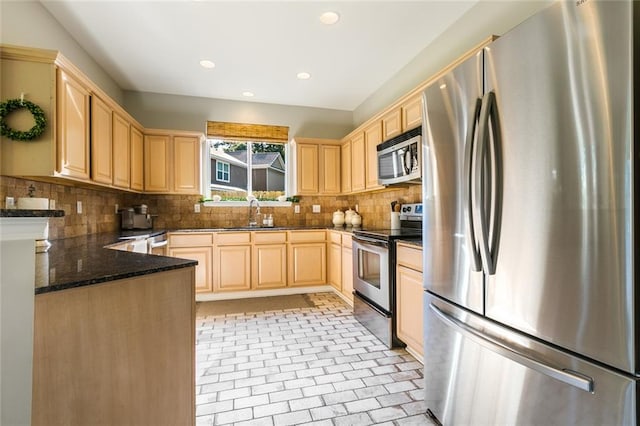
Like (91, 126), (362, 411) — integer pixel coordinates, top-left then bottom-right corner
(353, 0), (553, 126)
(123, 91), (354, 139)
(0, 0), (124, 104)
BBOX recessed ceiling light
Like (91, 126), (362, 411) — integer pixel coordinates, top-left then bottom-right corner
(242, 91), (255, 97)
(199, 60), (215, 69)
(297, 72), (311, 80)
(319, 11), (340, 25)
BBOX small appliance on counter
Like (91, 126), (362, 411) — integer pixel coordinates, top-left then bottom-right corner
(120, 204), (153, 230)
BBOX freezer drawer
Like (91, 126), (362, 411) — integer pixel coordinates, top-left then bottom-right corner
(424, 293), (638, 426)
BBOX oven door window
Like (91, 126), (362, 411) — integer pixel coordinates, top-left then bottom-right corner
(358, 248), (381, 289)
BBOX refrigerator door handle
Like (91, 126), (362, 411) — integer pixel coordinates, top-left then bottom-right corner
(429, 302), (595, 393)
(464, 97), (483, 272)
(475, 91), (501, 274)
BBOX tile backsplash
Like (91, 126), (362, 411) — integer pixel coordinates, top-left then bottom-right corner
(1, 176), (422, 239)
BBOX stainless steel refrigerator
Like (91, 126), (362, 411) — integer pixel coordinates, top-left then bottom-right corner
(421, 1), (638, 424)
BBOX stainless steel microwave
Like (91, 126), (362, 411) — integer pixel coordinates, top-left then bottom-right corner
(377, 127), (422, 185)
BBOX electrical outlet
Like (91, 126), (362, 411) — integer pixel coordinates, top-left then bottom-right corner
(194, 203), (201, 213)
(312, 204), (321, 213)
(76, 201), (82, 214)
(294, 205), (300, 214)
(49, 199), (56, 209)
(115, 204), (119, 214)
(5, 197), (15, 209)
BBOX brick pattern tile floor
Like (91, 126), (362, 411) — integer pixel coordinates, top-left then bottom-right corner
(195, 293), (431, 425)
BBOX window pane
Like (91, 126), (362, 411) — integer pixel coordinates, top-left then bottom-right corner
(209, 140), (286, 201)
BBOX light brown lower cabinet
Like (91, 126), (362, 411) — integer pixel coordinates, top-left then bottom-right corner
(32, 268), (195, 426)
(169, 246), (213, 293)
(214, 232), (251, 291)
(341, 235), (354, 302)
(328, 240), (342, 291)
(396, 242), (424, 359)
(288, 230), (327, 286)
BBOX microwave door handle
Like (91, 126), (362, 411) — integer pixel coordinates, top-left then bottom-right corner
(464, 97), (482, 272)
(403, 148), (412, 174)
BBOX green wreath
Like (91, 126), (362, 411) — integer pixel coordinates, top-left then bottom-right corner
(0, 99), (47, 141)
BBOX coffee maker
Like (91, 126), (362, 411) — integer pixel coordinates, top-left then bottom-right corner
(120, 204), (153, 230)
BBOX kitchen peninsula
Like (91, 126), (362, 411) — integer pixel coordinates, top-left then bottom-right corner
(30, 231), (197, 426)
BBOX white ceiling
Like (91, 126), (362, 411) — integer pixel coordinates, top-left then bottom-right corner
(40, 1), (477, 111)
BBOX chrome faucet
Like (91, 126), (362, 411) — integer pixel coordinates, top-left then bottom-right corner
(248, 198), (261, 227)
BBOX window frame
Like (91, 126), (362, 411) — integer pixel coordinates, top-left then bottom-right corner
(215, 160), (230, 183)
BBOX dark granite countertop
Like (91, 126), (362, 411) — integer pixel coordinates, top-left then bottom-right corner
(35, 232), (196, 295)
(0, 209), (65, 217)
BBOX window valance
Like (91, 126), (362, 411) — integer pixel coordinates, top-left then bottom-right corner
(206, 121), (289, 143)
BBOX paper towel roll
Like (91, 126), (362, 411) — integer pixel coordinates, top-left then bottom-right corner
(390, 212), (401, 230)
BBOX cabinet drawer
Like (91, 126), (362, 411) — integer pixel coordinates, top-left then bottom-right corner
(216, 232), (251, 245)
(329, 231), (342, 245)
(396, 243), (423, 272)
(288, 230), (326, 243)
(341, 234), (352, 247)
(169, 232), (213, 247)
(253, 231), (287, 244)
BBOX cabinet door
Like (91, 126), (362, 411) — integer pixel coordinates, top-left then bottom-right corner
(341, 141), (352, 193)
(350, 133), (366, 192)
(252, 244), (287, 289)
(90, 96), (113, 184)
(169, 246), (213, 293)
(173, 136), (200, 194)
(328, 242), (342, 291)
(341, 246), (353, 302)
(288, 243), (326, 286)
(382, 107), (402, 140)
(144, 134), (171, 192)
(296, 143), (319, 194)
(112, 112), (130, 189)
(397, 265), (424, 358)
(364, 121), (383, 190)
(320, 145), (341, 194)
(57, 69), (90, 179)
(130, 126), (144, 191)
(214, 245), (251, 291)
(402, 94), (422, 131)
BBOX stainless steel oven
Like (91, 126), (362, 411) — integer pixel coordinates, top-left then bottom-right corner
(352, 203), (423, 348)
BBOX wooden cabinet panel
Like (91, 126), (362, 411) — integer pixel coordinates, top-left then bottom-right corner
(288, 230), (326, 243)
(288, 243), (326, 286)
(341, 246), (353, 302)
(216, 232), (251, 245)
(252, 244), (287, 289)
(57, 69), (90, 179)
(382, 108), (402, 140)
(112, 112), (130, 189)
(397, 265), (424, 358)
(173, 136), (200, 194)
(320, 145), (341, 194)
(328, 241), (342, 291)
(144, 134), (171, 192)
(296, 143), (319, 194)
(169, 232), (214, 247)
(169, 246), (213, 293)
(130, 126), (144, 191)
(214, 245), (251, 291)
(341, 141), (352, 193)
(253, 232), (287, 244)
(351, 132), (366, 192)
(364, 121), (383, 190)
(397, 244), (423, 272)
(91, 96), (113, 184)
(402, 94), (423, 131)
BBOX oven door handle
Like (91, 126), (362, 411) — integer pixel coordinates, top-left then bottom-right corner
(352, 235), (389, 248)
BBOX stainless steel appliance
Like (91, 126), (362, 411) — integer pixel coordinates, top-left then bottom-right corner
(117, 231), (167, 255)
(377, 127), (421, 185)
(120, 207), (153, 230)
(421, 1), (638, 424)
(352, 203), (422, 348)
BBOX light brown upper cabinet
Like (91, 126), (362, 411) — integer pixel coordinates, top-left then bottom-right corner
(401, 94), (423, 131)
(130, 126), (144, 191)
(364, 121), (383, 190)
(90, 96), (113, 184)
(144, 130), (203, 194)
(350, 132), (366, 193)
(381, 107), (402, 140)
(341, 141), (352, 194)
(290, 138), (341, 196)
(112, 112), (130, 189)
(57, 69), (91, 180)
